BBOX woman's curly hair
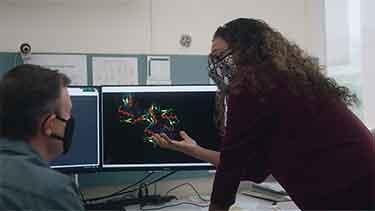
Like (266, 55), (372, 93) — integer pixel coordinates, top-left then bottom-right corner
(213, 18), (358, 132)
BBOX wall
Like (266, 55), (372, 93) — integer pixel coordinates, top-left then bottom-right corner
(0, 0), (151, 54)
(0, 0), (324, 57)
(151, 0), (310, 55)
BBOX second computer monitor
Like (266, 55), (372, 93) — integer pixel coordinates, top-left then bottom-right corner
(50, 87), (100, 172)
(102, 85), (220, 170)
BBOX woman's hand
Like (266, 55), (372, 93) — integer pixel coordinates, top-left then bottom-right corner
(152, 131), (220, 167)
(151, 131), (198, 154)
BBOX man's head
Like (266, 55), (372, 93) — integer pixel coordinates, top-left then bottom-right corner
(0, 64), (73, 160)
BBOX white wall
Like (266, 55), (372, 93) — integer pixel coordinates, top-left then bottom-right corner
(0, 0), (151, 54)
(0, 0), (325, 56)
(152, 0), (311, 55)
(361, 0), (375, 129)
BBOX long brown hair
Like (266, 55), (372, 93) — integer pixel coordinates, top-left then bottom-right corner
(213, 18), (358, 132)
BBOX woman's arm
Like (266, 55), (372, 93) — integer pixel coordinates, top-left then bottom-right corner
(187, 143), (220, 167)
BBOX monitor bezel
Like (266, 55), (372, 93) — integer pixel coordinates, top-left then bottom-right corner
(50, 86), (102, 173)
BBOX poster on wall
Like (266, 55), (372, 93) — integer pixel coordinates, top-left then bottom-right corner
(26, 54), (88, 85)
(146, 56), (171, 85)
(92, 57), (138, 85)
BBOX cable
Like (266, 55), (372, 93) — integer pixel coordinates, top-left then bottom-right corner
(140, 201), (209, 211)
(138, 183), (149, 199)
(165, 183), (210, 202)
(84, 171), (154, 202)
(85, 186), (139, 203)
(120, 170), (178, 195)
(153, 183), (157, 195)
(84, 172), (154, 202)
(115, 172), (154, 195)
(78, 188), (87, 206)
(143, 170), (177, 188)
(84, 171), (177, 203)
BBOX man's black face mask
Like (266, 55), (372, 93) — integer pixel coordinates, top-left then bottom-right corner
(49, 115), (75, 154)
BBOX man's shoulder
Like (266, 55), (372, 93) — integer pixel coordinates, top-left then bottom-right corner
(0, 155), (84, 210)
(37, 165), (76, 190)
(1, 152), (75, 195)
(25, 160), (76, 194)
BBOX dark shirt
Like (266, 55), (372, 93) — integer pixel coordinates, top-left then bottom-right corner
(211, 88), (375, 210)
(0, 138), (85, 210)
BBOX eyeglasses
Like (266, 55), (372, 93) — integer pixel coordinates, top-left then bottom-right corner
(208, 49), (233, 69)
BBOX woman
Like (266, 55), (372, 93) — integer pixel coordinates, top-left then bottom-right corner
(152, 18), (375, 211)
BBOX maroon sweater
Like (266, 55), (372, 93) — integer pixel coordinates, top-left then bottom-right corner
(211, 89), (375, 210)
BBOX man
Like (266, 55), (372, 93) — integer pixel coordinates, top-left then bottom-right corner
(0, 64), (84, 210)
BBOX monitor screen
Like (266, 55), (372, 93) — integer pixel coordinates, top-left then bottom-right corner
(102, 85), (220, 169)
(50, 87), (100, 172)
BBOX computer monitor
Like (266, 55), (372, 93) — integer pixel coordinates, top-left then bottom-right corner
(50, 87), (100, 172)
(101, 85), (220, 170)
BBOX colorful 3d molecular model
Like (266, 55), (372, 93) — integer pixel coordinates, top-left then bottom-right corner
(118, 95), (181, 146)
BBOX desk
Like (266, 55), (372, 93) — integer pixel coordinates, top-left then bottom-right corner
(93, 194), (300, 211)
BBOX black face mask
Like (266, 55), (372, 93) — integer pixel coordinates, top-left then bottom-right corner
(50, 116), (75, 154)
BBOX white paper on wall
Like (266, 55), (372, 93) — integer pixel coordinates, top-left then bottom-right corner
(146, 56), (171, 85)
(26, 54), (88, 85)
(92, 57), (138, 85)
